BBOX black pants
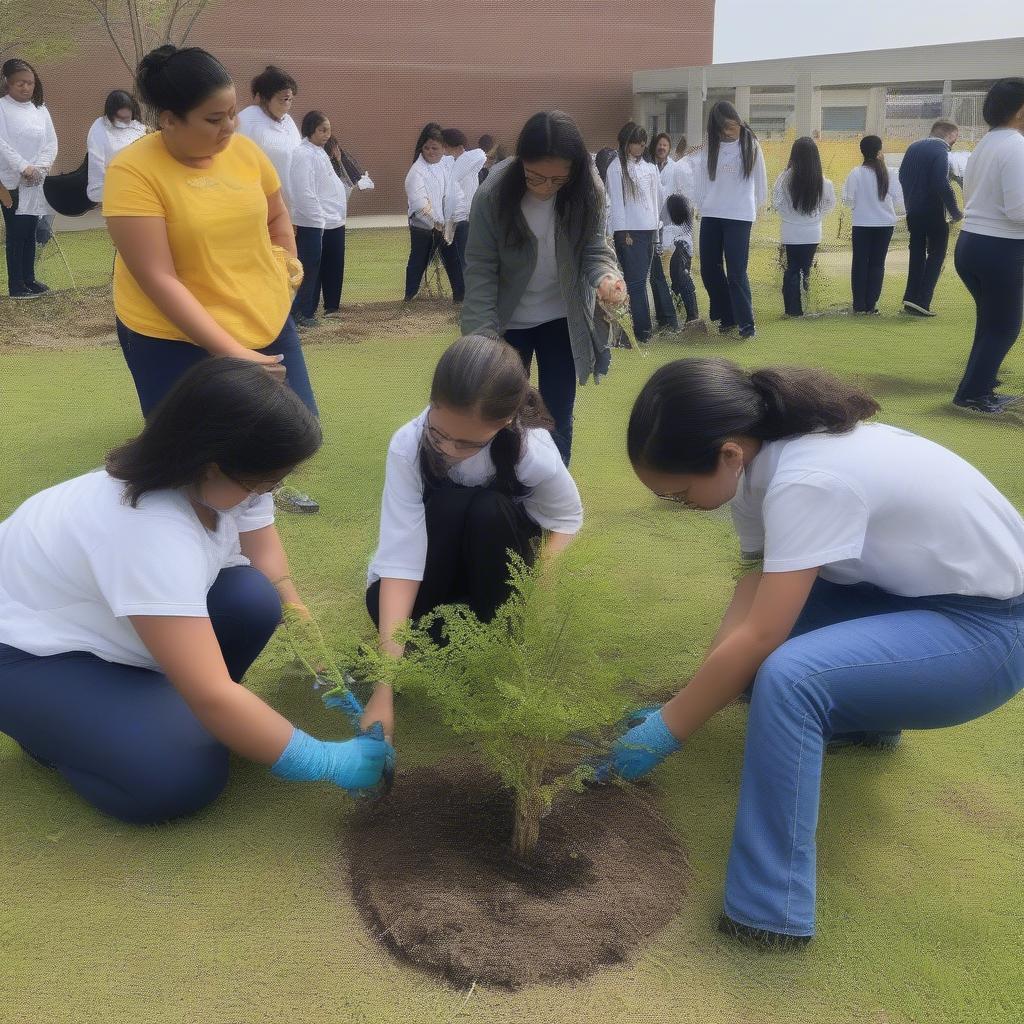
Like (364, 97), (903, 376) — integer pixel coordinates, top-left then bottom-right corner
(699, 216), (754, 331)
(850, 225), (894, 313)
(783, 243), (818, 316)
(365, 486), (542, 629)
(504, 317), (576, 465)
(452, 220), (469, 273)
(292, 225), (323, 319)
(404, 224), (464, 302)
(2, 188), (39, 295)
(953, 230), (1024, 402)
(320, 225), (346, 314)
(668, 245), (699, 322)
(904, 210), (949, 311)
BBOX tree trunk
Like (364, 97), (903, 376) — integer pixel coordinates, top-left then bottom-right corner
(511, 784), (544, 860)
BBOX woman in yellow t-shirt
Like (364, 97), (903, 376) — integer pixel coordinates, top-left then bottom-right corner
(104, 45), (319, 512)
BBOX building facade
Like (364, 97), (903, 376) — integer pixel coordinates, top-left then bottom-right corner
(33, 0), (715, 214)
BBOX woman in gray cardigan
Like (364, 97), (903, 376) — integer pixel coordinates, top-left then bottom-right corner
(460, 110), (625, 463)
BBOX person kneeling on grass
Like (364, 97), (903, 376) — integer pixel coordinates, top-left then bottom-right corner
(0, 359), (392, 824)
(359, 334), (585, 745)
(592, 357), (1024, 946)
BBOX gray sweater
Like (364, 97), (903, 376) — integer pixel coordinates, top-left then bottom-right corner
(459, 160), (620, 385)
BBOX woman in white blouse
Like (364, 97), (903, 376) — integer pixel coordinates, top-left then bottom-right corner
(606, 122), (677, 341)
(772, 136), (836, 317)
(690, 101), (768, 339)
(404, 123), (463, 302)
(842, 136), (905, 314)
(288, 111), (353, 327)
(0, 59), (58, 298)
(951, 77), (1024, 415)
(362, 335), (584, 743)
(86, 90), (146, 203)
(235, 66), (301, 211)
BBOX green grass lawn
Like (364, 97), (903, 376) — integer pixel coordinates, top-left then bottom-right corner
(0, 229), (1022, 1024)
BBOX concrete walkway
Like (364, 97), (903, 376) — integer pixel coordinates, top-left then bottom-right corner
(53, 209), (408, 233)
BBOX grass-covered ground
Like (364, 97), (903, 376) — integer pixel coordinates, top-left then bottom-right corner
(0, 219), (1021, 1023)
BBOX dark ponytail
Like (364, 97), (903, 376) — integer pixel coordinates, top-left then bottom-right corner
(422, 335), (553, 495)
(616, 120), (647, 202)
(859, 135), (889, 202)
(627, 358), (880, 475)
(136, 45), (231, 119)
(1, 59), (44, 106)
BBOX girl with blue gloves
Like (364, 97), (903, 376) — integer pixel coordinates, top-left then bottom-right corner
(0, 359), (392, 824)
(594, 357), (1024, 946)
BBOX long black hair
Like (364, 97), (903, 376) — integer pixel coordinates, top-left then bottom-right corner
(786, 136), (824, 215)
(494, 110), (603, 251)
(103, 89), (141, 124)
(413, 122), (442, 163)
(859, 135), (888, 201)
(666, 193), (693, 229)
(300, 109), (328, 138)
(1, 59), (44, 106)
(136, 45), (231, 119)
(423, 336), (553, 496)
(616, 120), (648, 201)
(106, 359), (322, 506)
(706, 101), (757, 180)
(627, 358), (880, 475)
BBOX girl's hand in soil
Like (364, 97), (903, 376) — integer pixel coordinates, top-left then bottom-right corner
(590, 706), (683, 783)
(270, 725), (394, 794)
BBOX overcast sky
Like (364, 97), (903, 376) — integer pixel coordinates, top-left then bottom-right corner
(713, 0), (1024, 63)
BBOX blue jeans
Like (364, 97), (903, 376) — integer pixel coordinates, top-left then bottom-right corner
(452, 220), (469, 274)
(292, 225), (324, 319)
(505, 317), (576, 464)
(851, 225), (894, 313)
(725, 578), (1024, 936)
(404, 224), (464, 302)
(2, 188), (39, 294)
(953, 231), (1024, 401)
(0, 566), (282, 825)
(116, 316), (319, 419)
(613, 229), (672, 341)
(699, 217), (755, 332)
(782, 243), (817, 316)
(669, 244), (699, 322)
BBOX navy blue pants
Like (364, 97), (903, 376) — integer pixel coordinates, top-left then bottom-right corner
(0, 566), (282, 825)
(669, 244), (700, 322)
(505, 317), (576, 464)
(783, 243), (818, 316)
(292, 225), (324, 319)
(320, 225), (346, 314)
(851, 225), (894, 313)
(116, 316), (319, 419)
(404, 224), (464, 302)
(699, 217), (754, 332)
(452, 220), (469, 273)
(953, 230), (1024, 402)
(2, 188), (39, 295)
(903, 210), (949, 312)
(613, 229), (676, 340)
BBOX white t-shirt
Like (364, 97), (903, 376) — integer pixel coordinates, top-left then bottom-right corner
(0, 471), (276, 668)
(730, 423), (1024, 599)
(368, 409), (583, 585)
(842, 165), (905, 227)
(235, 105), (301, 207)
(288, 138), (351, 230)
(772, 169), (837, 244)
(691, 139), (769, 222)
(506, 192), (569, 330)
(605, 156), (662, 233)
(86, 116), (146, 203)
(961, 129), (1024, 241)
(0, 94), (59, 214)
(405, 155), (449, 229)
(443, 148), (487, 223)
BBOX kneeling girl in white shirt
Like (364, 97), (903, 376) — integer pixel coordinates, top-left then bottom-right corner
(362, 335), (585, 743)
(593, 356), (1024, 946)
(0, 359), (391, 825)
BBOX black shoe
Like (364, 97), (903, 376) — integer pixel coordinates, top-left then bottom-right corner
(902, 300), (934, 317)
(827, 730), (902, 752)
(26, 281), (50, 295)
(8, 288), (41, 300)
(866, 308), (881, 316)
(717, 915), (812, 950)
(273, 485), (320, 514)
(738, 326), (757, 339)
(953, 393), (1017, 415)
(718, 323), (737, 336)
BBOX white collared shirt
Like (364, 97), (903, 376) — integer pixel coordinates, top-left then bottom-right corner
(86, 116), (146, 203)
(405, 155), (449, 229)
(235, 105), (301, 207)
(0, 94), (58, 192)
(288, 139), (352, 230)
(443, 148), (487, 223)
(605, 156), (662, 233)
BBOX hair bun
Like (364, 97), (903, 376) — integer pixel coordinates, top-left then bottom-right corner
(137, 44), (176, 81)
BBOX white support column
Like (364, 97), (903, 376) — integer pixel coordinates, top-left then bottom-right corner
(794, 74), (815, 137)
(735, 85), (751, 122)
(687, 67), (705, 147)
(866, 85), (887, 136)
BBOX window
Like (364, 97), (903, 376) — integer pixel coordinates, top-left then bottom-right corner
(822, 106), (866, 132)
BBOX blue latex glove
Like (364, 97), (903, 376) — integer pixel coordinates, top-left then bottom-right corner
(322, 688), (365, 732)
(591, 707), (683, 784)
(270, 725), (393, 793)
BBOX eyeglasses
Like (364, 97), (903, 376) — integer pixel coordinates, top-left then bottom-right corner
(224, 472), (288, 496)
(655, 490), (693, 506)
(524, 171), (571, 188)
(425, 415), (496, 453)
